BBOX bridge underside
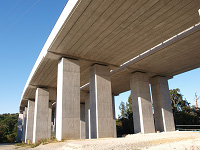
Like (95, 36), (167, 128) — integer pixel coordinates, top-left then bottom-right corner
(18, 0), (200, 143)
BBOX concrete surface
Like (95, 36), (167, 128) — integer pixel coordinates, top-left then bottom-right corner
(112, 95), (117, 138)
(25, 100), (35, 143)
(84, 92), (90, 139)
(130, 72), (155, 134)
(17, 0), (200, 142)
(48, 102), (52, 139)
(22, 107), (27, 142)
(33, 88), (50, 143)
(56, 58), (80, 140)
(16, 114), (23, 142)
(90, 64), (114, 138)
(151, 76), (175, 132)
(80, 104), (86, 139)
(20, 0), (200, 111)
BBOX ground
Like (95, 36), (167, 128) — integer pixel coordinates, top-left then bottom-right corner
(0, 131), (200, 150)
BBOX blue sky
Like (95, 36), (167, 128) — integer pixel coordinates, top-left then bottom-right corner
(0, 0), (199, 116)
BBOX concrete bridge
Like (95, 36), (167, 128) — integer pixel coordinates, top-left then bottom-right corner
(16, 0), (200, 143)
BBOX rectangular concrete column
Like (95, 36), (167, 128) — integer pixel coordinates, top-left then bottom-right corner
(22, 107), (27, 142)
(112, 95), (117, 138)
(130, 72), (155, 134)
(16, 113), (23, 142)
(56, 58), (80, 140)
(150, 76), (175, 132)
(33, 88), (50, 143)
(85, 92), (90, 139)
(52, 106), (56, 135)
(25, 100), (35, 143)
(90, 64), (114, 138)
(48, 102), (52, 138)
(80, 103), (85, 139)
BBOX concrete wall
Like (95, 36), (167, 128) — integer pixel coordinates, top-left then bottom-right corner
(25, 100), (35, 143)
(16, 114), (23, 142)
(90, 64), (114, 138)
(151, 76), (175, 132)
(56, 58), (80, 140)
(33, 88), (50, 143)
(130, 72), (155, 134)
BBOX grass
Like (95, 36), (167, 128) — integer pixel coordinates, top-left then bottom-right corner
(15, 135), (63, 149)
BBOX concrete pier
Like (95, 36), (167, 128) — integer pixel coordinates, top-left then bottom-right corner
(16, 114), (23, 142)
(85, 92), (90, 139)
(90, 64), (114, 138)
(52, 106), (56, 135)
(112, 95), (117, 138)
(48, 102), (52, 138)
(22, 107), (27, 142)
(151, 76), (175, 132)
(25, 100), (35, 143)
(33, 88), (50, 143)
(80, 103), (86, 139)
(56, 58), (80, 140)
(130, 72), (155, 134)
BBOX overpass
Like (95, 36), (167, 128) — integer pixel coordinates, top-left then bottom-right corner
(16, 0), (200, 143)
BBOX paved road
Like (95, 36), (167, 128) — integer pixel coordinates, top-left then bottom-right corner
(0, 143), (16, 150)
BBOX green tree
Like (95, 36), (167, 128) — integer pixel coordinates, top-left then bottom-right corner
(170, 89), (200, 126)
(117, 95), (134, 137)
(0, 113), (18, 143)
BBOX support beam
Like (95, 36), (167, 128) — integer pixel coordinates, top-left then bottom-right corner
(130, 72), (155, 134)
(33, 88), (50, 143)
(25, 100), (35, 143)
(16, 114), (23, 142)
(56, 58), (80, 140)
(90, 64), (114, 138)
(22, 107), (27, 142)
(80, 103), (85, 139)
(150, 76), (175, 132)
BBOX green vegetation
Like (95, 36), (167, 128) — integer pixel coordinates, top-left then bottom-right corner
(15, 136), (58, 148)
(170, 88), (200, 128)
(0, 113), (18, 143)
(116, 88), (200, 137)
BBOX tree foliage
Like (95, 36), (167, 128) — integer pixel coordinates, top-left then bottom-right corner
(117, 88), (200, 137)
(170, 89), (200, 126)
(0, 113), (18, 143)
(117, 95), (134, 137)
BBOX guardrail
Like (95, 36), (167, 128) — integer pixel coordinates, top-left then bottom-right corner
(176, 125), (200, 131)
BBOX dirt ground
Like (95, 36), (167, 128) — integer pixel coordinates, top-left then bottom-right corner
(1, 131), (200, 150)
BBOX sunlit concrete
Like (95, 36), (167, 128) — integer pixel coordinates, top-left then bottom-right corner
(16, 114), (23, 142)
(25, 100), (35, 143)
(18, 0), (200, 141)
(56, 58), (80, 140)
(90, 64), (114, 138)
(151, 76), (175, 132)
(33, 88), (50, 143)
(130, 72), (155, 134)
(22, 107), (27, 142)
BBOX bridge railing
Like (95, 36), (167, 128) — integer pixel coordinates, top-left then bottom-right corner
(176, 125), (200, 131)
